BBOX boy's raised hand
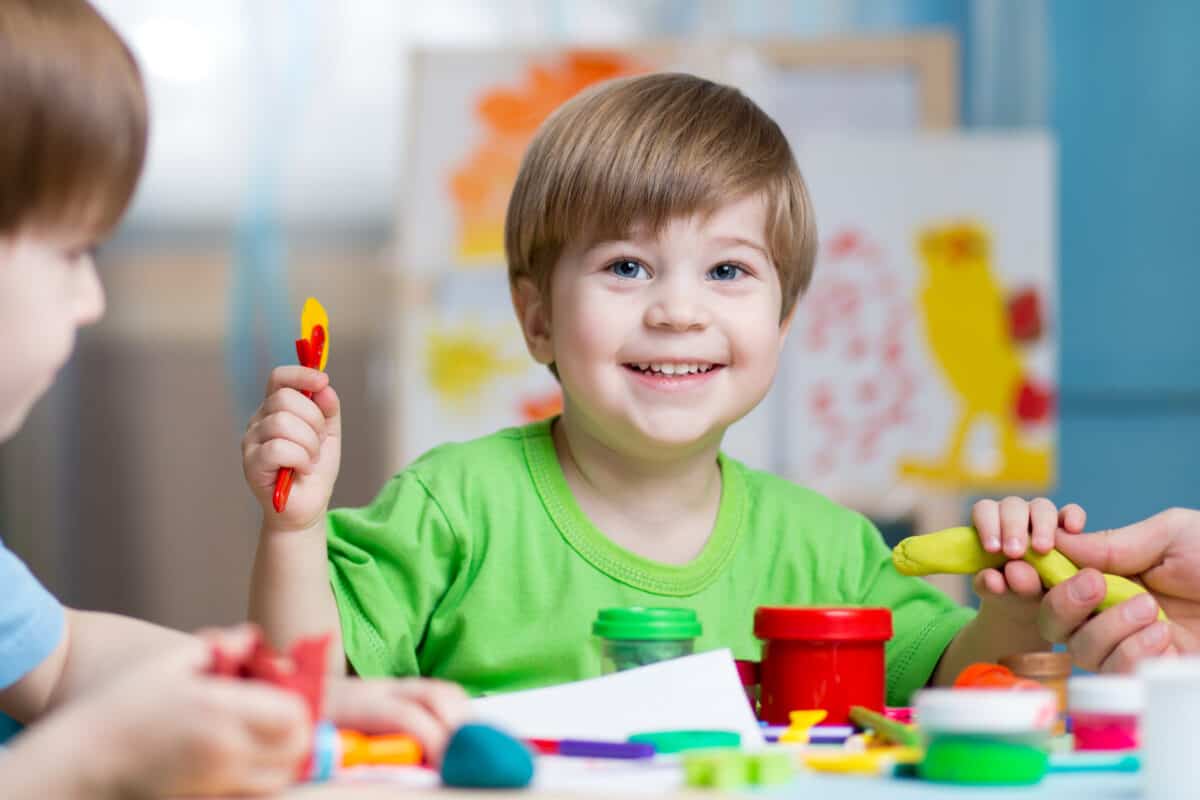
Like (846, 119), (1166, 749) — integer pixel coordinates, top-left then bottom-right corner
(969, 497), (1088, 622)
(243, 366), (342, 531)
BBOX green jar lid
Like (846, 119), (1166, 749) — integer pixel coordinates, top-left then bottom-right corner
(628, 730), (741, 754)
(592, 607), (702, 641)
(919, 737), (1049, 785)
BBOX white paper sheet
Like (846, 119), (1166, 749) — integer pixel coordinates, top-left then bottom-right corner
(470, 649), (764, 746)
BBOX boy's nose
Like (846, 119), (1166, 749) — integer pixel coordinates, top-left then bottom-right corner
(645, 290), (711, 332)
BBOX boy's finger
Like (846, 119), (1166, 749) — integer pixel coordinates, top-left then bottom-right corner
(972, 499), (1002, 552)
(212, 683), (310, 737)
(416, 681), (470, 729)
(265, 365), (330, 396)
(1000, 495), (1032, 558)
(973, 568), (1007, 597)
(1098, 621), (1171, 674)
(1004, 559), (1043, 597)
(257, 439), (319, 476)
(1038, 568), (1106, 642)
(1029, 497), (1058, 553)
(1059, 503), (1087, 534)
(372, 699), (452, 765)
(1066, 593), (1163, 671)
(311, 385), (342, 433)
(255, 412), (323, 461)
(260, 388), (328, 435)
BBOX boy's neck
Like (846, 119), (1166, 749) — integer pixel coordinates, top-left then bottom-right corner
(551, 414), (723, 565)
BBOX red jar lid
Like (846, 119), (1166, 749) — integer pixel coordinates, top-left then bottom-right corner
(753, 607), (892, 642)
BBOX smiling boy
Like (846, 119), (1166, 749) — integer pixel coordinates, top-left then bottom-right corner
(244, 73), (1061, 701)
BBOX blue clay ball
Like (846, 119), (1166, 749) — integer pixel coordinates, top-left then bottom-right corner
(440, 723), (535, 789)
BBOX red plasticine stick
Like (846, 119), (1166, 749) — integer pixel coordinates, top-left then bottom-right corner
(273, 324), (326, 512)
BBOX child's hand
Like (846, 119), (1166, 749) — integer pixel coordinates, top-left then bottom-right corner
(56, 629), (310, 797)
(323, 676), (470, 766)
(242, 366), (342, 532)
(970, 497), (1087, 622)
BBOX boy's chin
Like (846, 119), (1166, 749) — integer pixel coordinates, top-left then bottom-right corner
(624, 416), (727, 453)
(0, 405), (31, 443)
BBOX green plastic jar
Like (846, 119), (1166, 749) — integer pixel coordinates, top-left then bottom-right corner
(593, 608), (702, 673)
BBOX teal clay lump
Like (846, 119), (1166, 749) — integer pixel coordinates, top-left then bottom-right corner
(440, 724), (534, 789)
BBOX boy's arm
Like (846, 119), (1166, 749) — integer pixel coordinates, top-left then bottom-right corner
(930, 608), (1050, 686)
(241, 366), (345, 673)
(249, 518), (346, 673)
(0, 609), (190, 723)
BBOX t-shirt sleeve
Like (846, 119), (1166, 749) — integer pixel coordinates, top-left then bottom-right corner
(326, 472), (465, 678)
(0, 539), (66, 691)
(850, 516), (976, 706)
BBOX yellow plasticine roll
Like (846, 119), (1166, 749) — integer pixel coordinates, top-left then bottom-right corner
(893, 526), (1166, 621)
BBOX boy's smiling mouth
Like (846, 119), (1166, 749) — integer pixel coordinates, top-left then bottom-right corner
(621, 361), (726, 388)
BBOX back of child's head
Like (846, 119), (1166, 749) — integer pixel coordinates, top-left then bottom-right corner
(0, 0), (147, 240)
(505, 71), (816, 322)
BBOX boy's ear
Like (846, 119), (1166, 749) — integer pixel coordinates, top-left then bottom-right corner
(512, 278), (554, 365)
(778, 303), (798, 347)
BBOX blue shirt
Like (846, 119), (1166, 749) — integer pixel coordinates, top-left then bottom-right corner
(0, 536), (65, 742)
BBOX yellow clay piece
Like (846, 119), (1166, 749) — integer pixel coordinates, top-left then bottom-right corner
(893, 526), (1167, 622)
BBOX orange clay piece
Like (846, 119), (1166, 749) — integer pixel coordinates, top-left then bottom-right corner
(337, 730), (423, 767)
(953, 662), (1043, 691)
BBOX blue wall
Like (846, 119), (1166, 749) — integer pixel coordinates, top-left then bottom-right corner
(1050, 1), (1200, 526)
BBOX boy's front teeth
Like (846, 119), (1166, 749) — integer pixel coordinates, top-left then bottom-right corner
(636, 363), (711, 375)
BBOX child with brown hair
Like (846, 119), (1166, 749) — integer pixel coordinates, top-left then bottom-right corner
(244, 72), (1110, 699)
(0, 2), (465, 797)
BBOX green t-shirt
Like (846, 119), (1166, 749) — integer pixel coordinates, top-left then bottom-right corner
(328, 419), (974, 704)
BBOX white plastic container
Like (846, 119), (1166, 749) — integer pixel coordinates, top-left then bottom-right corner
(1142, 656), (1200, 800)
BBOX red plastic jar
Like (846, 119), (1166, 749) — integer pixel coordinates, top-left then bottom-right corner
(753, 607), (892, 725)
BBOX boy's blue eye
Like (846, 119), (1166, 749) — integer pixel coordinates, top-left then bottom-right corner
(608, 259), (649, 280)
(708, 263), (743, 281)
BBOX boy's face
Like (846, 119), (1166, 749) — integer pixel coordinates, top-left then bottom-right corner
(0, 231), (105, 441)
(518, 193), (791, 457)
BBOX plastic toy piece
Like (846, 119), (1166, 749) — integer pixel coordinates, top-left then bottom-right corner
(848, 705), (921, 748)
(627, 730), (740, 754)
(440, 724), (534, 789)
(778, 709), (827, 744)
(525, 738), (654, 759)
(802, 746), (922, 776)
(892, 526), (1167, 621)
(307, 722), (424, 781)
(683, 750), (794, 789)
(273, 297), (330, 513)
(339, 729), (423, 767)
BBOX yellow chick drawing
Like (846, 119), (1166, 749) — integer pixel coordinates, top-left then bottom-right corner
(899, 222), (1052, 488)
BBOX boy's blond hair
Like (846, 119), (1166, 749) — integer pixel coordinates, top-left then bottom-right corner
(0, 0), (147, 238)
(505, 72), (817, 322)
